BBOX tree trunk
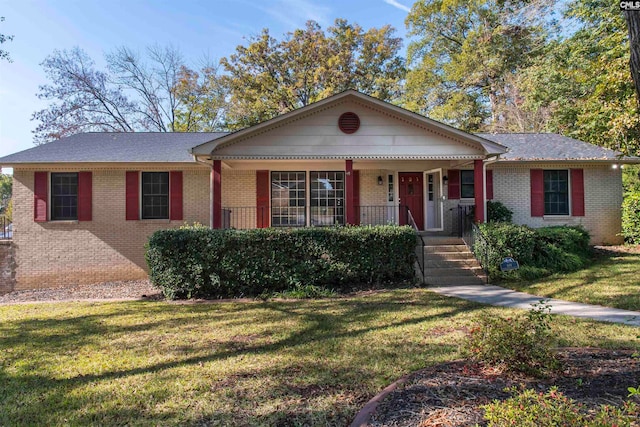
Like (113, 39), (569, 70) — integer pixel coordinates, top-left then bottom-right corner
(624, 11), (640, 105)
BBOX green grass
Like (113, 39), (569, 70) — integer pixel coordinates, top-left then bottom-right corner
(1, 289), (639, 426)
(498, 248), (640, 311)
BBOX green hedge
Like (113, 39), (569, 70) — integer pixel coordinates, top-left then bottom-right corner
(622, 192), (640, 244)
(475, 223), (591, 280)
(146, 225), (417, 299)
(487, 200), (513, 223)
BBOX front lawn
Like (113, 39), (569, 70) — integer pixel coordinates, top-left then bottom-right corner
(1, 289), (638, 426)
(499, 246), (640, 311)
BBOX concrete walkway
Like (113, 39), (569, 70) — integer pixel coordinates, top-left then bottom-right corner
(430, 284), (640, 327)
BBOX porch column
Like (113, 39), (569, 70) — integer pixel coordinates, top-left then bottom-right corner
(212, 160), (222, 229)
(474, 159), (485, 223)
(345, 159), (355, 225)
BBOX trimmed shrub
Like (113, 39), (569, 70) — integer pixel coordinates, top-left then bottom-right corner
(487, 200), (513, 223)
(475, 224), (591, 280)
(146, 225), (417, 299)
(622, 192), (640, 244)
(464, 301), (558, 376)
(484, 387), (639, 427)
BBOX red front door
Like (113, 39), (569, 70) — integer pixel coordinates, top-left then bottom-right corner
(399, 172), (424, 230)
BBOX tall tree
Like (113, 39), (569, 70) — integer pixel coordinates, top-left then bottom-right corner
(173, 63), (228, 132)
(221, 19), (405, 129)
(403, 0), (551, 131)
(32, 47), (136, 143)
(623, 10), (640, 104)
(521, 0), (640, 155)
(32, 46), (227, 143)
(0, 17), (13, 62)
(106, 45), (183, 132)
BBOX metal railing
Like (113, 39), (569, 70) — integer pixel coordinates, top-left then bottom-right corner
(221, 205), (407, 229)
(355, 205), (404, 226)
(221, 207), (267, 230)
(0, 216), (11, 239)
(406, 207), (426, 282)
(459, 206), (490, 284)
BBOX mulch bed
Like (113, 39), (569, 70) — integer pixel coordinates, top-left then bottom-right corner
(367, 348), (640, 426)
(0, 279), (162, 304)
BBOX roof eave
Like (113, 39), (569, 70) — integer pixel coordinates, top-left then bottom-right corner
(499, 158), (640, 164)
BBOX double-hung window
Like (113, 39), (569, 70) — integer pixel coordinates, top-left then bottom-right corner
(543, 170), (569, 215)
(51, 173), (78, 220)
(460, 170), (475, 199)
(141, 172), (169, 219)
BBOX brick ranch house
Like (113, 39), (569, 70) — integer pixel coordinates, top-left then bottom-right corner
(1, 90), (638, 290)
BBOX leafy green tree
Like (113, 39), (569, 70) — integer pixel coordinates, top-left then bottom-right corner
(522, 1), (640, 155)
(173, 64), (227, 132)
(0, 173), (11, 217)
(221, 19), (405, 129)
(403, 0), (551, 131)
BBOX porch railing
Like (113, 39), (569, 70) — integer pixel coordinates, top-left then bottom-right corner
(459, 206), (490, 284)
(0, 216), (11, 240)
(221, 205), (407, 230)
(406, 208), (426, 282)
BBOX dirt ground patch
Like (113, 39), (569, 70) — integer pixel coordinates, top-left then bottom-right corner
(368, 348), (640, 426)
(0, 279), (161, 304)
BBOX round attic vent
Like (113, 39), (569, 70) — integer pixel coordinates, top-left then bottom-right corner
(338, 112), (360, 134)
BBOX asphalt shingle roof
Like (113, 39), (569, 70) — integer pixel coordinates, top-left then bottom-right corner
(477, 133), (634, 161)
(0, 132), (228, 163)
(1, 131), (637, 164)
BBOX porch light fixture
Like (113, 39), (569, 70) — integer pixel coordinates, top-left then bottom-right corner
(377, 176), (383, 185)
(443, 176), (448, 183)
(612, 164), (619, 169)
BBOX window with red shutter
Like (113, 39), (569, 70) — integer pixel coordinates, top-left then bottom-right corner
(486, 170), (494, 200)
(256, 170), (270, 228)
(447, 169), (460, 200)
(571, 169), (585, 217)
(126, 171), (140, 220)
(77, 172), (92, 221)
(169, 171), (183, 221)
(530, 169), (544, 217)
(34, 171), (48, 222)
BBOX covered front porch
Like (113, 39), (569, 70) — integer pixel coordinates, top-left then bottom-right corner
(189, 91), (507, 233)
(205, 158), (491, 233)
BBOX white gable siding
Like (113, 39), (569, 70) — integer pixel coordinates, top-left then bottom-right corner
(212, 101), (485, 159)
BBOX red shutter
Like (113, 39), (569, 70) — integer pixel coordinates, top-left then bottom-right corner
(448, 169), (460, 200)
(571, 169), (585, 217)
(126, 171), (139, 220)
(256, 170), (270, 228)
(34, 171), (48, 222)
(170, 171), (183, 221)
(77, 172), (92, 221)
(486, 169), (494, 200)
(530, 169), (544, 217)
(353, 170), (360, 225)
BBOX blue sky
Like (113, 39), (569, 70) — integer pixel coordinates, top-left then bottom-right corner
(0, 0), (412, 169)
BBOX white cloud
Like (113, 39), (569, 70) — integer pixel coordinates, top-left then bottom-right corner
(383, 0), (411, 13)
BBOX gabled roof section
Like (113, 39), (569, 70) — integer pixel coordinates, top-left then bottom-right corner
(191, 90), (507, 160)
(0, 132), (227, 164)
(478, 133), (640, 163)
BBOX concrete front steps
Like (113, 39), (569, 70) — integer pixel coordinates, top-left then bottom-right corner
(417, 235), (487, 286)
